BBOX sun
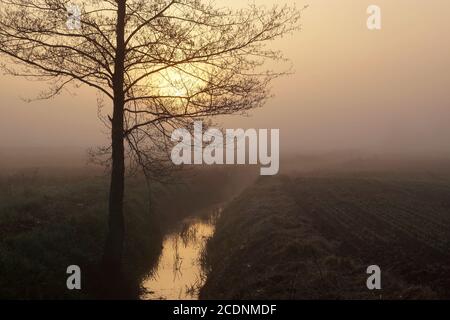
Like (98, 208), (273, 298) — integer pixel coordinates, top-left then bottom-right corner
(158, 67), (203, 98)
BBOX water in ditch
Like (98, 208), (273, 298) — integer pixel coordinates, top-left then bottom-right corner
(140, 206), (221, 300)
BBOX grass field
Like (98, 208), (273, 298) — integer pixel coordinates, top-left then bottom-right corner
(201, 171), (450, 299)
(0, 168), (160, 299)
(0, 166), (255, 299)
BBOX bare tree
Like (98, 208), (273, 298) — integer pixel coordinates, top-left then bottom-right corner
(0, 0), (301, 274)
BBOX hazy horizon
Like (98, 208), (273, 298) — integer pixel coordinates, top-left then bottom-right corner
(1, 0), (450, 157)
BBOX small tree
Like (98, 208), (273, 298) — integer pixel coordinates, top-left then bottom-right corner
(0, 0), (301, 274)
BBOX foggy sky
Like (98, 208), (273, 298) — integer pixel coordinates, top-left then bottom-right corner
(1, 0), (449, 156)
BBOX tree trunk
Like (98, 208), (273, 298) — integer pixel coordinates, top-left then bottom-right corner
(102, 0), (126, 276)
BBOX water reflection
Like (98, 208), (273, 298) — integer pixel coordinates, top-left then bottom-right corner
(141, 209), (220, 300)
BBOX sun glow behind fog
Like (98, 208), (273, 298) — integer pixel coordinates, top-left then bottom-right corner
(1, 0), (450, 155)
(157, 67), (203, 98)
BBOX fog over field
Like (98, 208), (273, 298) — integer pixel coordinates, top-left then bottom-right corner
(1, 0), (450, 159)
(1, 0), (450, 302)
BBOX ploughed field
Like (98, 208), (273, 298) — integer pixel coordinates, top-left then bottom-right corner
(201, 173), (450, 299)
(288, 174), (450, 296)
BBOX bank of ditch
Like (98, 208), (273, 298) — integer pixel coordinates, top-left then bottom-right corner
(199, 176), (420, 299)
(0, 166), (255, 299)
